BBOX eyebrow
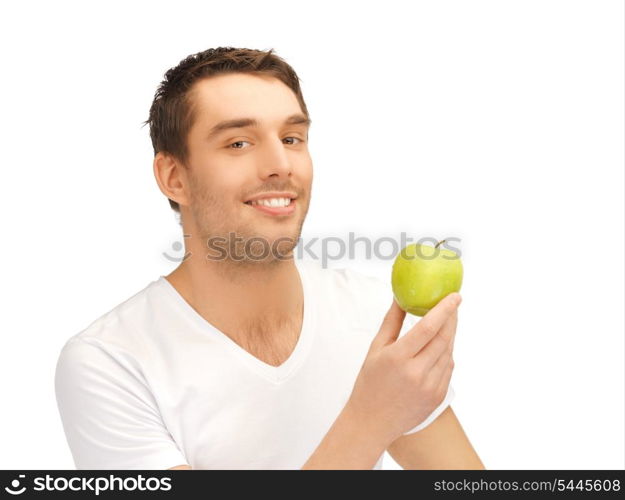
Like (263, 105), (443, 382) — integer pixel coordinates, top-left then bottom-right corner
(206, 113), (311, 140)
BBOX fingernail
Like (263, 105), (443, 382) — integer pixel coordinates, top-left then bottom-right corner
(452, 293), (462, 306)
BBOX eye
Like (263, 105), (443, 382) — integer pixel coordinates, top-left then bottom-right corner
(284, 137), (304, 145)
(227, 140), (251, 150)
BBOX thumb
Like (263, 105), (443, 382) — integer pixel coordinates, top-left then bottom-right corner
(370, 298), (406, 352)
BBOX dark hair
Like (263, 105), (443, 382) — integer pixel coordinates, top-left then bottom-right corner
(142, 47), (310, 214)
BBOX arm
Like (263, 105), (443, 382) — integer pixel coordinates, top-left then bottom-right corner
(387, 406), (485, 470)
(301, 401), (390, 469)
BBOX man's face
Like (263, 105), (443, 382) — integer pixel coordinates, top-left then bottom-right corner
(181, 73), (313, 264)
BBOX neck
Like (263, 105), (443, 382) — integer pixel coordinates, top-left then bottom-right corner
(164, 254), (303, 342)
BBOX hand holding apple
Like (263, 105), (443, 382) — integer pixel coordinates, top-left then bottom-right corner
(345, 292), (462, 446)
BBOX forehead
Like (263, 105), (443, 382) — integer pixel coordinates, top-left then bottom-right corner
(189, 73), (303, 126)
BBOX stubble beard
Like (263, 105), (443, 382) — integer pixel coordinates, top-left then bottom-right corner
(188, 187), (307, 280)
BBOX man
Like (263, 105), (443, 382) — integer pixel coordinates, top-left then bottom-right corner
(54, 47), (484, 470)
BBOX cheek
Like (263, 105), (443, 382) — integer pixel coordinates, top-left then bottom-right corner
(204, 167), (249, 201)
(295, 155), (313, 180)
(300, 163), (313, 190)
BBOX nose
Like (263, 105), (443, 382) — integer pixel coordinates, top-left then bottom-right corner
(257, 138), (293, 179)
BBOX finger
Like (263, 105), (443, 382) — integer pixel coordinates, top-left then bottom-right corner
(435, 356), (455, 396)
(418, 307), (457, 359)
(421, 342), (452, 385)
(443, 308), (458, 345)
(396, 292), (461, 357)
(369, 298), (406, 352)
(416, 310), (458, 375)
(435, 307), (458, 353)
(415, 329), (453, 377)
(450, 308), (458, 353)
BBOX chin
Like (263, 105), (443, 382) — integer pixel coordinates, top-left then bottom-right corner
(253, 230), (299, 260)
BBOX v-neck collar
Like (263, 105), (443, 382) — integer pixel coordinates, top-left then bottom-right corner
(156, 259), (316, 384)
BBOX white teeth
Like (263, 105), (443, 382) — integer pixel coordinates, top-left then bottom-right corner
(251, 197), (291, 207)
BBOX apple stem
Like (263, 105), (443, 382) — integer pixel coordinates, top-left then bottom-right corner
(435, 239), (446, 249)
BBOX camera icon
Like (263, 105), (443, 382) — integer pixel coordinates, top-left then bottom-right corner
(4, 474), (26, 495)
(163, 234), (192, 263)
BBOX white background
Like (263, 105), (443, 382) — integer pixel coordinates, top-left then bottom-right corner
(0, 0), (623, 470)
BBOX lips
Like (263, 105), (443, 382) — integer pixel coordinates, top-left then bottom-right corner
(244, 197), (297, 216)
(244, 191), (298, 204)
(245, 197), (291, 208)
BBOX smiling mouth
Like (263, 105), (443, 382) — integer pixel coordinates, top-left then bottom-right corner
(243, 197), (297, 216)
(244, 197), (294, 208)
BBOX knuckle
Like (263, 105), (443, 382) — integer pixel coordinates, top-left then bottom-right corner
(409, 364), (426, 384)
(420, 322), (437, 339)
(382, 348), (400, 368)
(434, 335), (448, 353)
(390, 347), (405, 364)
(426, 384), (441, 404)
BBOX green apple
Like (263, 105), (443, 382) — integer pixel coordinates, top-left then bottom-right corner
(391, 240), (463, 316)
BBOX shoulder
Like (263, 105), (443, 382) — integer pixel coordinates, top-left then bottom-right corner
(55, 278), (165, 389)
(60, 278), (162, 352)
(54, 334), (144, 396)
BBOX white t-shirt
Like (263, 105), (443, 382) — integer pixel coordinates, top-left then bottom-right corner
(54, 258), (455, 470)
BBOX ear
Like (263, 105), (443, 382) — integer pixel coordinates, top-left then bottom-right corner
(153, 152), (190, 209)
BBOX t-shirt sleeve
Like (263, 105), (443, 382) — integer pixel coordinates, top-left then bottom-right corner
(54, 338), (188, 470)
